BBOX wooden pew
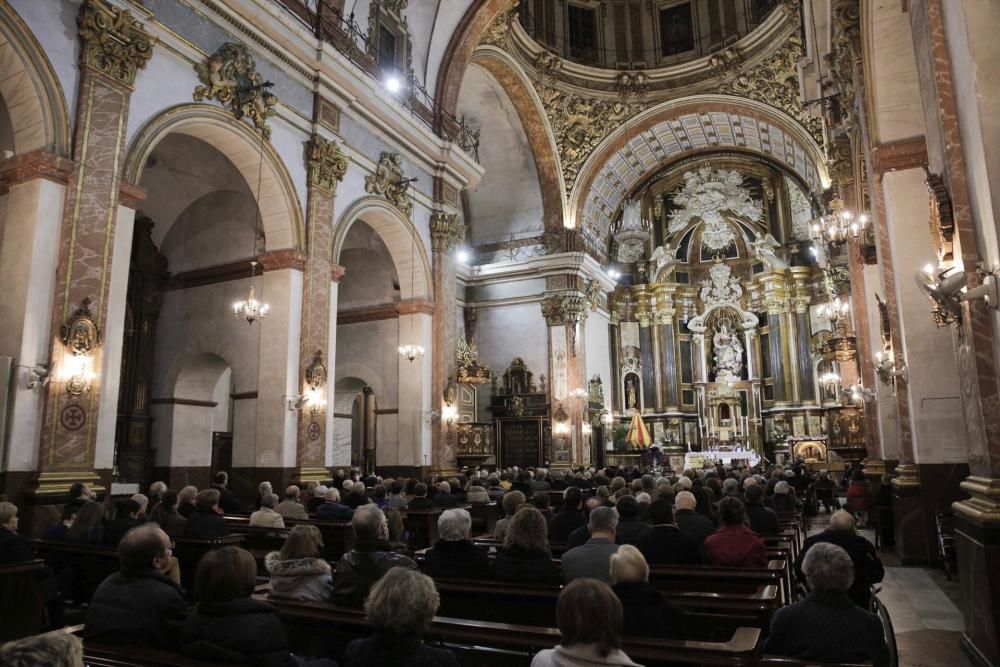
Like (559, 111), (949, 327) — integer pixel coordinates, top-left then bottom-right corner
(64, 626), (244, 667)
(753, 659), (872, 667)
(0, 559), (46, 642)
(466, 501), (500, 536)
(225, 514), (354, 561)
(259, 589), (764, 666)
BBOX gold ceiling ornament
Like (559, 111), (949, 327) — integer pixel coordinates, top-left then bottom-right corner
(540, 293), (588, 327)
(306, 136), (349, 194)
(481, 0), (520, 47)
(430, 210), (466, 253)
(827, 134), (854, 191)
(538, 84), (645, 193)
(534, 50), (562, 80)
(77, 0), (155, 88)
(194, 43), (278, 139)
(456, 334), (491, 384)
(717, 32), (822, 145)
(365, 152), (413, 218)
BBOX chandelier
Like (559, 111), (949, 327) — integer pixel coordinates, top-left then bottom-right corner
(398, 242), (424, 362)
(819, 296), (850, 326)
(810, 198), (869, 248)
(233, 126), (269, 325)
(819, 369), (841, 392)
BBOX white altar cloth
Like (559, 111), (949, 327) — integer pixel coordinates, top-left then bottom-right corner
(685, 449), (761, 468)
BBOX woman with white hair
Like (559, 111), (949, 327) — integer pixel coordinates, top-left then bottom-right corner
(611, 545), (685, 640)
(422, 508), (491, 579)
(249, 493), (285, 528)
(764, 542), (888, 665)
(768, 480), (799, 513)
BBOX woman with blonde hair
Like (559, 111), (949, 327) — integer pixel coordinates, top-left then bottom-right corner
(177, 485), (198, 519)
(342, 567), (458, 666)
(265, 525), (332, 602)
(610, 545), (685, 640)
(494, 506), (558, 583)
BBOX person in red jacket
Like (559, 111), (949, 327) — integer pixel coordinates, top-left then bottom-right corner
(704, 497), (768, 568)
(846, 468), (876, 527)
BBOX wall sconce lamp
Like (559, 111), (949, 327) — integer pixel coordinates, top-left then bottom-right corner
(873, 349), (908, 386)
(25, 364), (50, 390)
(442, 382), (457, 426)
(916, 263), (1000, 326)
(289, 351), (328, 414)
(819, 370), (842, 392)
(59, 298), (100, 398)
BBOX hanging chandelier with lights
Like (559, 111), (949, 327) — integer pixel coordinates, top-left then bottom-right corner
(398, 241), (424, 362)
(810, 198), (869, 249)
(233, 122), (270, 326)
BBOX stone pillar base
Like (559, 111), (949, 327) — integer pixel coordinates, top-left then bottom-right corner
(953, 478), (1000, 667)
(862, 458), (888, 477)
(891, 464), (930, 564)
(292, 467), (332, 484)
(34, 471), (105, 497)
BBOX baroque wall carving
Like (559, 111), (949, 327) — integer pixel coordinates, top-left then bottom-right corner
(194, 43), (278, 138)
(430, 210), (466, 252)
(306, 136), (348, 193)
(77, 0), (155, 87)
(364, 152), (413, 217)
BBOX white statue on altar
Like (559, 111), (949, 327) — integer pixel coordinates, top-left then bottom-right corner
(713, 323), (743, 382)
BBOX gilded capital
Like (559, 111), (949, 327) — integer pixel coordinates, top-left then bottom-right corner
(77, 0), (155, 87)
(307, 136), (348, 194)
(541, 294), (587, 327)
(430, 210), (465, 253)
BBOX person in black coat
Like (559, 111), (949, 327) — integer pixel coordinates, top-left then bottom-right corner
(103, 498), (141, 547)
(673, 490), (717, 545)
(315, 488), (355, 521)
(432, 482), (458, 508)
(744, 484), (780, 535)
(493, 506), (559, 584)
(43, 505), (77, 541)
(333, 505), (418, 607)
(765, 542), (888, 666)
(611, 545), (685, 640)
(407, 483), (437, 511)
(180, 545), (334, 667)
(211, 471), (242, 514)
(613, 496), (648, 545)
(85, 524), (188, 650)
(795, 511), (884, 608)
(422, 508), (491, 579)
(549, 487), (586, 544)
(342, 567), (459, 667)
(183, 489), (230, 539)
(636, 499), (703, 566)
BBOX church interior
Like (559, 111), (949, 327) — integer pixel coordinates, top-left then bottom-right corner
(0, 0), (998, 665)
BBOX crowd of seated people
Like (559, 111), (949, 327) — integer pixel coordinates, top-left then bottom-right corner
(0, 461), (892, 666)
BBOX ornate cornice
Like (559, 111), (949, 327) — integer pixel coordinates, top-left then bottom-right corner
(827, 0), (862, 121)
(364, 152), (413, 218)
(77, 0), (155, 88)
(430, 210), (466, 253)
(540, 293), (587, 327)
(193, 43), (277, 139)
(306, 136), (348, 194)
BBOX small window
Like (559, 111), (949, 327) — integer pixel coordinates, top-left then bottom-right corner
(660, 3), (694, 56)
(378, 23), (398, 70)
(568, 5), (599, 62)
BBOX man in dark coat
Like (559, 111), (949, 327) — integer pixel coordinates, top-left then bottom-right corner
(432, 482), (458, 508)
(103, 498), (141, 546)
(333, 505), (417, 606)
(315, 487), (355, 521)
(211, 472), (242, 514)
(766, 543), (888, 666)
(795, 511), (884, 608)
(183, 489), (230, 539)
(636, 499), (703, 566)
(421, 508), (491, 579)
(549, 486), (586, 544)
(85, 524), (188, 649)
(744, 483), (780, 535)
(407, 483), (437, 510)
(673, 490), (716, 545)
(561, 506), (620, 583)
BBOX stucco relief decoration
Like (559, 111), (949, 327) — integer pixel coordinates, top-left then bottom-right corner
(786, 176), (814, 241)
(481, 0), (520, 46)
(615, 198), (652, 262)
(712, 322), (744, 382)
(77, 0), (155, 87)
(649, 243), (677, 280)
(827, 0), (862, 122)
(306, 136), (349, 193)
(617, 71), (649, 100)
(688, 260), (758, 333)
(667, 167), (762, 252)
(60, 298), (102, 398)
(365, 152), (413, 217)
(430, 211), (466, 252)
(194, 43), (277, 139)
(305, 350), (327, 392)
(551, 328), (568, 400)
(534, 50), (562, 80)
(588, 375), (605, 404)
(540, 294), (588, 327)
(456, 334), (491, 384)
(752, 233), (787, 269)
(585, 280), (604, 311)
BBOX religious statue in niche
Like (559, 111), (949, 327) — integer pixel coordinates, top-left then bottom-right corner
(667, 166), (763, 252)
(588, 374), (605, 404)
(625, 376), (639, 410)
(712, 323), (743, 382)
(699, 260), (743, 309)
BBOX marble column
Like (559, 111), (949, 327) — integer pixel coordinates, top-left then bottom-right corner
(294, 136), (348, 483)
(541, 293), (587, 467)
(430, 211), (464, 474)
(0, 152), (73, 501)
(658, 313), (679, 409)
(35, 0), (154, 496)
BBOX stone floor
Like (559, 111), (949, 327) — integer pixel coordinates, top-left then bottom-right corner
(806, 511), (972, 667)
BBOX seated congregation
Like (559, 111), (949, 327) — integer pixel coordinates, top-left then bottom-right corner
(0, 463), (891, 667)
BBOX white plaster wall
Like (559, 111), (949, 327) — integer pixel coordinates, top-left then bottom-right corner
(0, 179), (63, 471)
(884, 169), (968, 464)
(210, 367), (232, 433)
(332, 415), (352, 468)
(867, 1), (924, 143)
(159, 191), (256, 273)
(8, 0), (79, 122)
(475, 302), (548, 420)
(862, 262), (898, 462)
(456, 64), (545, 245)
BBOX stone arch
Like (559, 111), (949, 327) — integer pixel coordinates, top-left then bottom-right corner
(333, 196), (431, 301)
(434, 0), (510, 115)
(468, 47), (565, 230)
(173, 352), (231, 402)
(0, 2), (71, 155)
(572, 95), (830, 254)
(123, 104), (304, 251)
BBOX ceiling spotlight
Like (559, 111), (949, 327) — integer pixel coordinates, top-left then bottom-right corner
(384, 75), (402, 94)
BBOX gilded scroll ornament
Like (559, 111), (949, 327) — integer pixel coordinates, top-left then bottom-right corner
(481, 0), (520, 47)
(306, 136), (349, 193)
(827, 0), (862, 115)
(194, 43), (277, 139)
(534, 51), (562, 80)
(456, 334), (491, 384)
(365, 152), (413, 217)
(430, 211), (466, 253)
(77, 0), (155, 87)
(585, 279), (603, 311)
(61, 298), (102, 356)
(305, 350), (327, 391)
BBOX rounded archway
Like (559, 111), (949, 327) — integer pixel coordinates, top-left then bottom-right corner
(124, 104), (304, 251)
